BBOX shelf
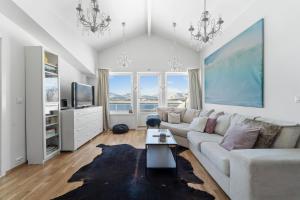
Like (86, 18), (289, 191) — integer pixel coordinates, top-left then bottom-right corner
(45, 102), (59, 106)
(45, 71), (58, 77)
(44, 63), (58, 68)
(46, 132), (59, 139)
(46, 122), (58, 127)
(46, 146), (59, 157)
(46, 114), (58, 118)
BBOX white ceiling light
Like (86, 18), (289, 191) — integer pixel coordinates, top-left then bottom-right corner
(168, 22), (184, 72)
(188, 0), (224, 44)
(76, 0), (111, 35)
(117, 22), (131, 68)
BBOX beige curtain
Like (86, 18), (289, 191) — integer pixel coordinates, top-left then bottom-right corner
(188, 68), (202, 110)
(97, 69), (110, 130)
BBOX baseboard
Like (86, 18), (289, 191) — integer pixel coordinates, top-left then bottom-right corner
(4, 161), (27, 176)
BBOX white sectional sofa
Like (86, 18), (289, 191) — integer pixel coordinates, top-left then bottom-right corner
(158, 107), (300, 200)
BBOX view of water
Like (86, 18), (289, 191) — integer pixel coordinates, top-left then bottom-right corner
(110, 103), (159, 112)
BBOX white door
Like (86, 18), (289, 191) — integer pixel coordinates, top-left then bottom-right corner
(137, 73), (160, 126)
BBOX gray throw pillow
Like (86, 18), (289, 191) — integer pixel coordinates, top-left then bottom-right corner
(243, 119), (282, 148)
(220, 123), (260, 151)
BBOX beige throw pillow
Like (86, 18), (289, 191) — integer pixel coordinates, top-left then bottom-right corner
(189, 117), (208, 132)
(215, 114), (232, 136)
(199, 109), (215, 117)
(182, 109), (201, 123)
(168, 112), (181, 124)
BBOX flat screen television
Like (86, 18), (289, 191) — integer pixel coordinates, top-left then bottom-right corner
(71, 82), (94, 108)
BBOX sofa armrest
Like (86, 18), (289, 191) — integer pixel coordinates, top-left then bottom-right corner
(229, 149), (300, 200)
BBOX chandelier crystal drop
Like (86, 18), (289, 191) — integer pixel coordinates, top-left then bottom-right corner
(168, 22), (184, 72)
(188, 0), (224, 44)
(76, 0), (111, 35)
(118, 22), (131, 68)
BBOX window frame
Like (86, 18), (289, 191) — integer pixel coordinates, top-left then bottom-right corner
(108, 72), (134, 114)
(165, 72), (189, 108)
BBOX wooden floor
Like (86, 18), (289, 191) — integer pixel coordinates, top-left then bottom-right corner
(0, 130), (229, 200)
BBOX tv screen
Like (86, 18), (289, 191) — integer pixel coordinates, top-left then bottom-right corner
(72, 82), (94, 108)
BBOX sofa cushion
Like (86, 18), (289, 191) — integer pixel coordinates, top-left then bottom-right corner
(199, 109), (215, 117)
(182, 109), (200, 123)
(230, 113), (257, 125)
(215, 113), (233, 136)
(243, 119), (282, 148)
(157, 107), (169, 121)
(189, 117), (208, 132)
(256, 117), (300, 148)
(204, 118), (218, 134)
(187, 131), (223, 151)
(160, 121), (190, 138)
(172, 108), (186, 121)
(209, 111), (225, 119)
(201, 142), (230, 176)
(220, 123), (260, 151)
(168, 112), (181, 124)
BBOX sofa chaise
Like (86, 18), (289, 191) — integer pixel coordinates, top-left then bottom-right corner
(157, 107), (300, 200)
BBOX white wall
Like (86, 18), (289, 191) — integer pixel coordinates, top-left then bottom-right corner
(200, 0), (300, 123)
(0, 13), (39, 173)
(60, 59), (87, 106)
(98, 35), (200, 72)
(0, 13), (87, 174)
(99, 35), (200, 127)
(0, 0), (97, 75)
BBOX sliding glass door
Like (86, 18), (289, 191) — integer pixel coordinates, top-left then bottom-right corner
(137, 73), (160, 126)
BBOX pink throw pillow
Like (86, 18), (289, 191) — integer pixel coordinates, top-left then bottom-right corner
(204, 118), (217, 134)
(220, 123), (260, 151)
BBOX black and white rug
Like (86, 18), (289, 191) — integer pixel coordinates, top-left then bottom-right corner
(54, 144), (215, 200)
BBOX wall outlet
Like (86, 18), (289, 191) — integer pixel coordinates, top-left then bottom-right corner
(295, 96), (300, 103)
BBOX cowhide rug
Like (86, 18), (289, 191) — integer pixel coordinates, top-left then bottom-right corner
(54, 144), (215, 200)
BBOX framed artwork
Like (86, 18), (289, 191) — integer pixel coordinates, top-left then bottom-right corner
(205, 19), (264, 107)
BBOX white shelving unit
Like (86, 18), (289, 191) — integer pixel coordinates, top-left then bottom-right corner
(25, 46), (61, 164)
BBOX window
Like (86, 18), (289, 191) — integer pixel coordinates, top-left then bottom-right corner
(138, 74), (160, 112)
(109, 73), (133, 113)
(166, 73), (189, 108)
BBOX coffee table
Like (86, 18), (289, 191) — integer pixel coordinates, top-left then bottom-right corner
(145, 129), (178, 175)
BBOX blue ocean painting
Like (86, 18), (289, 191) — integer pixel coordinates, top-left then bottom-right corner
(204, 19), (264, 107)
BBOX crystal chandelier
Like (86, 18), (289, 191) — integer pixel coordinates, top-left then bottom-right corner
(118, 22), (131, 68)
(76, 0), (111, 34)
(168, 22), (184, 72)
(188, 0), (224, 44)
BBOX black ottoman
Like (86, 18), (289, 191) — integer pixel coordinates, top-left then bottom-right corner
(146, 118), (161, 128)
(112, 124), (129, 134)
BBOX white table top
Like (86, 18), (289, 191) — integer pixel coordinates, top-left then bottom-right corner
(146, 129), (177, 145)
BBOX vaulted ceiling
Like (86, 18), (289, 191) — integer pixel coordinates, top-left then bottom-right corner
(12, 0), (256, 51)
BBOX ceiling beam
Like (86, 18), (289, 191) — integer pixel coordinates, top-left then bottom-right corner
(147, 0), (152, 37)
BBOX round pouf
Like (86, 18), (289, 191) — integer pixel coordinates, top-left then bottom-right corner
(146, 118), (161, 129)
(112, 124), (129, 134)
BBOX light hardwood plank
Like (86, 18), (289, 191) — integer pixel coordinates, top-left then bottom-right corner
(0, 130), (229, 200)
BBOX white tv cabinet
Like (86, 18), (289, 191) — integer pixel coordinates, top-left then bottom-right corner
(61, 106), (103, 151)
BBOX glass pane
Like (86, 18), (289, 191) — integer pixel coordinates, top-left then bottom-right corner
(167, 74), (189, 108)
(139, 75), (159, 112)
(109, 75), (132, 113)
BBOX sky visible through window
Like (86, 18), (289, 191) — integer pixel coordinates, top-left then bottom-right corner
(167, 74), (188, 97)
(109, 75), (131, 95)
(140, 75), (159, 96)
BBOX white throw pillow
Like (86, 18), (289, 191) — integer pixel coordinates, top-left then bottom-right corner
(168, 112), (181, 124)
(189, 117), (208, 132)
(215, 114), (232, 136)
